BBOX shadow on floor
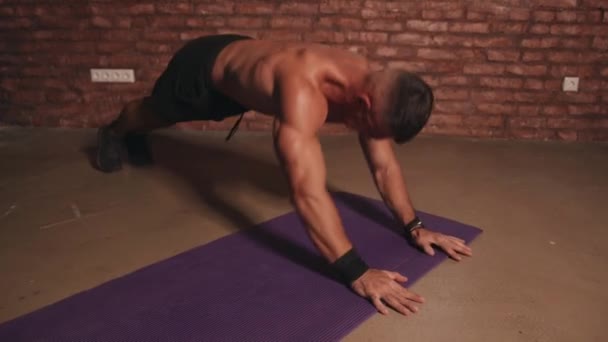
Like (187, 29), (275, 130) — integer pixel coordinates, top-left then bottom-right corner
(83, 132), (404, 281)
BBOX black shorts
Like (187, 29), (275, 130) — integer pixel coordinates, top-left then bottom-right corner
(149, 34), (252, 123)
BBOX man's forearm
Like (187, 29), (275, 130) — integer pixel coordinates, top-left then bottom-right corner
(373, 161), (417, 225)
(291, 189), (353, 262)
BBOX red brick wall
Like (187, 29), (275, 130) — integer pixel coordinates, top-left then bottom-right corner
(1, 0), (607, 141)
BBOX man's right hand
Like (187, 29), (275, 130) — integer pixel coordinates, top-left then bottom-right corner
(351, 269), (425, 316)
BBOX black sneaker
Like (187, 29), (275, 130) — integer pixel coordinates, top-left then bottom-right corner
(96, 126), (123, 172)
(125, 133), (154, 167)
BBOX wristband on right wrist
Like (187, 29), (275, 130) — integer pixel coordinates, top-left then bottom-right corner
(331, 248), (369, 285)
(404, 216), (424, 233)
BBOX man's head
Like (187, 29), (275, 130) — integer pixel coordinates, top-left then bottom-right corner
(348, 69), (434, 144)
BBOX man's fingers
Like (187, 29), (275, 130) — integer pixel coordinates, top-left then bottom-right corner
(406, 291), (425, 304)
(445, 247), (463, 261)
(448, 236), (466, 244)
(454, 244), (473, 256)
(385, 296), (411, 316)
(422, 242), (435, 256)
(389, 272), (408, 283)
(371, 296), (389, 315)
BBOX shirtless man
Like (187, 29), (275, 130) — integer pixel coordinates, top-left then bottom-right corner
(96, 34), (473, 316)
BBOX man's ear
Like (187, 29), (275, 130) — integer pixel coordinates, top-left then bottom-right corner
(357, 93), (372, 112)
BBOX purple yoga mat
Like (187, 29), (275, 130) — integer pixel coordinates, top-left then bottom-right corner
(0, 192), (481, 341)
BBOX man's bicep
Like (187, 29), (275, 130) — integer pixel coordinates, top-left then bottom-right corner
(274, 124), (326, 195)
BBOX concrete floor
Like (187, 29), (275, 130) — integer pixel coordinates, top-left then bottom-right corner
(0, 127), (606, 341)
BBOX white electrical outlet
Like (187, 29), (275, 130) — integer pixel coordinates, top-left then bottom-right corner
(90, 69), (135, 83)
(562, 76), (579, 92)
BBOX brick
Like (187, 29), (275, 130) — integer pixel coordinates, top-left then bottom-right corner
(579, 130), (608, 141)
(560, 38), (592, 49)
(260, 31), (301, 42)
(544, 80), (562, 90)
(550, 25), (588, 35)
(149, 17), (184, 28)
(547, 52), (603, 63)
(448, 22), (490, 33)
(438, 76), (470, 86)
(320, 0), (362, 15)
(556, 130), (578, 141)
(530, 0), (577, 7)
(230, 16), (267, 29)
(345, 32), (388, 43)
(434, 88), (469, 100)
(521, 38), (560, 48)
(518, 105), (541, 116)
(476, 103), (518, 115)
(304, 31), (345, 43)
(128, 4), (155, 15)
(529, 24), (550, 34)
(375, 46), (398, 57)
(430, 35), (471, 47)
(491, 23), (526, 34)
(532, 11), (555, 22)
(143, 31), (178, 42)
(422, 10), (442, 20)
(471, 90), (515, 102)
(560, 93), (599, 104)
(269, 17), (310, 29)
(472, 37), (515, 48)
(0, 18), (32, 29)
(463, 63), (505, 75)
(417, 48), (457, 60)
(510, 128), (556, 140)
(434, 101), (472, 113)
(136, 42), (171, 53)
(365, 19), (402, 31)
(95, 42), (131, 54)
(542, 105), (568, 116)
(510, 8), (531, 20)
(91, 16), (112, 28)
(423, 125), (471, 137)
(195, 3), (234, 15)
(319, 17), (364, 30)
(505, 65), (547, 76)
(235, 3), (275, 14)
(551, 65), (595, 78)
(509, 117), (546, 129)
(524, 79), (544, 90)
(464, 115), (505, 127)
(278, 2), (318, 15)
(466, 10), (486, 20)
(556, 11), (577, 22)
(428, 114), (463, 126)
(487, 50), (520, 62)
(157, 3), (192, 14)
(522, 52), (545, 62)
(568, 105), (601, 115)
(592, 37), (608, 50)
(479, 77), (524, 89)
(187, 17), (225, 28)
(547, 118), (596, 130)
(406, 20), (448, 32)
(390, 33), (433, 46)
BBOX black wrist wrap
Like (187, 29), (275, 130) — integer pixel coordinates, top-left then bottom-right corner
(331, 248), (369, 285)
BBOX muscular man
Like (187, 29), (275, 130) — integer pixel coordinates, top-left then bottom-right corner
(96, 34), (473, 316)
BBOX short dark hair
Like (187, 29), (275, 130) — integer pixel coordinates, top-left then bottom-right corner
(383, 73), (434, 144)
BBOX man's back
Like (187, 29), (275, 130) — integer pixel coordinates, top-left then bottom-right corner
(211, 39), (371, 120)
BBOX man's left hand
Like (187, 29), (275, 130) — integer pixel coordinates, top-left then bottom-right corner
(410, 228), (473, 261)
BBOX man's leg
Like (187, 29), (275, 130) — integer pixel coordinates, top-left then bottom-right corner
(96, 97), (172, 172)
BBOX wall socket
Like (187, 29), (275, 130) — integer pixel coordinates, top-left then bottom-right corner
(562, 76), (579, 92)
(90, 69), (135, 83)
